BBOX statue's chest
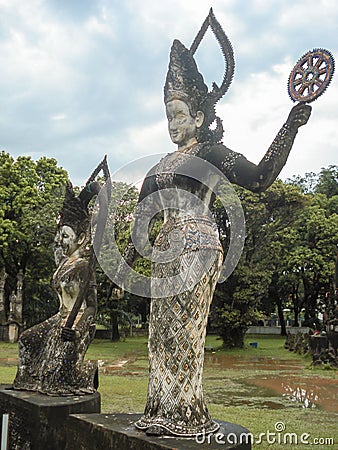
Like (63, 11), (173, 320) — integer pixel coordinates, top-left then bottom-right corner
(154, 146), (216, 210)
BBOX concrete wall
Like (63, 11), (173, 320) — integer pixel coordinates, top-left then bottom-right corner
(247, 326), (309, 335)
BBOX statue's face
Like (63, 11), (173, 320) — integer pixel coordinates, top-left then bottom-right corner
(54, 225), (81, 259)
(166, 99), (203, 146)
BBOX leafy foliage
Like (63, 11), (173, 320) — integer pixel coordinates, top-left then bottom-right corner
(96, 182), (152, 339)
(0, 151), (68, 326)
(1, 149), (337, 349)
(211, 167), (338, 347)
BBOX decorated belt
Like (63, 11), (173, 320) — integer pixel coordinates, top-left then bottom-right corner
(155, 216), (222, 252)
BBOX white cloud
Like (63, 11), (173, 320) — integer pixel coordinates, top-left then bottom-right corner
(278, 0), (338, 28)
(50, 114), (67, 121)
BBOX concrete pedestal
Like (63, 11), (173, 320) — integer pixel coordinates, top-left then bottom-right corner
(0, 386), (100, 450)
(8, 323), (19, 343)
(64, 413), (251, 449)
(0, 323), (23, 343)
(0, 386), (250, 449)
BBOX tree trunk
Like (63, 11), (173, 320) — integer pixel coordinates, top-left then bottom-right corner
(293, 308), (299, 327)
(291, 283), (300, 327)
(276, 298), (287, 336)
(221, 327), (245, 348)
(110, 299), (120, 342)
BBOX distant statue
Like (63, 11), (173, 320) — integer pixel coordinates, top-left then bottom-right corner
(13, 179), (102, 395)
(113, 10), (311, 436)
(7, 271), (24, 325)
(0, 268), (7, 325)
(8, 291), (16, 322)
(14, 270), (24, 325)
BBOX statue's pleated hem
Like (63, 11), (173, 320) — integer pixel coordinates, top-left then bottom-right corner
(134, 415), (220, 437)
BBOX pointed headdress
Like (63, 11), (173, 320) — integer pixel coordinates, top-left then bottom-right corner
(58, 156), (110, 237)
(164, 9), (235, 143)
(58, 181), (98, 237)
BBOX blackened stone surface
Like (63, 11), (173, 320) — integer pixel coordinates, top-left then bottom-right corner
(309, 335), (328, 353)
(0, 387), (250, 449)
(0, 386), (100, 450)
(65, 413), (251, 449)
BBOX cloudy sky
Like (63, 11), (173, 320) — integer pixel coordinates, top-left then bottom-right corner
(1, 0), (337, 186)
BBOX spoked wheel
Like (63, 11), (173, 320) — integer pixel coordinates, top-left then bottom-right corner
(288, 48), (335, 103)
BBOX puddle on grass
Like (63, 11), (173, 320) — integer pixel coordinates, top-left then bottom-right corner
(204, 353), (337, 412)
(205, 353), (304, 372)
(206, 379), (288, 410)
(250, 376), (338, 412)
(97, 359), (145, 376)
(94, 352), (337, 412)
(206, 376), (337, 412)
(208, 377), (338, 412)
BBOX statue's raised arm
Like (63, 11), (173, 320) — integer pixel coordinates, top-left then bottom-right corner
(204, 101), (311, 193)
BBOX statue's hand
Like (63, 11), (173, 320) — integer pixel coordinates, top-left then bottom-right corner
(61, 326), (79, 342)
(286, 103), (312, 129)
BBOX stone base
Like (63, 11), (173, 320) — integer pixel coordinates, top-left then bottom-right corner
(0, 385), (100, 450)
(0, 386), (250, 449)
(64, 413), (251, 449)
(0, 323), (24, 343)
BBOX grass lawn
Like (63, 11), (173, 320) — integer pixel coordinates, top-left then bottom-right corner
(1, 335), (336, 449)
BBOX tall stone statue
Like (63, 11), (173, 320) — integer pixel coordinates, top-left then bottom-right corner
(114, 10), (312, 437)
(13, 175), (103, 395)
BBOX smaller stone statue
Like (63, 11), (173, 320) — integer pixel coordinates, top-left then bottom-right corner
(13, 157), (110, 395)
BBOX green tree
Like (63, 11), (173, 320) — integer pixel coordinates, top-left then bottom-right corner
(0, 151), (68, 326)
(253, 175), (337, 334)
(315, 165), (338, 198)
(211, 185), (272, 347)
(282, 193), (338, 327)
(258, 181), (306, 334)
(96, 182), (150, 340)
(286, 172), (318, 194)
(211, 180), (307, 345)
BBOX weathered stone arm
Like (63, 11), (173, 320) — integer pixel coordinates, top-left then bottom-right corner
(207, 103), (312, 193)
(76, 268), (97, 327)
(253, 102), (312, 192)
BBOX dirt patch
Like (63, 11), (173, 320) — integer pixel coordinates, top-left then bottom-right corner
(0, 357), (17, 366)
